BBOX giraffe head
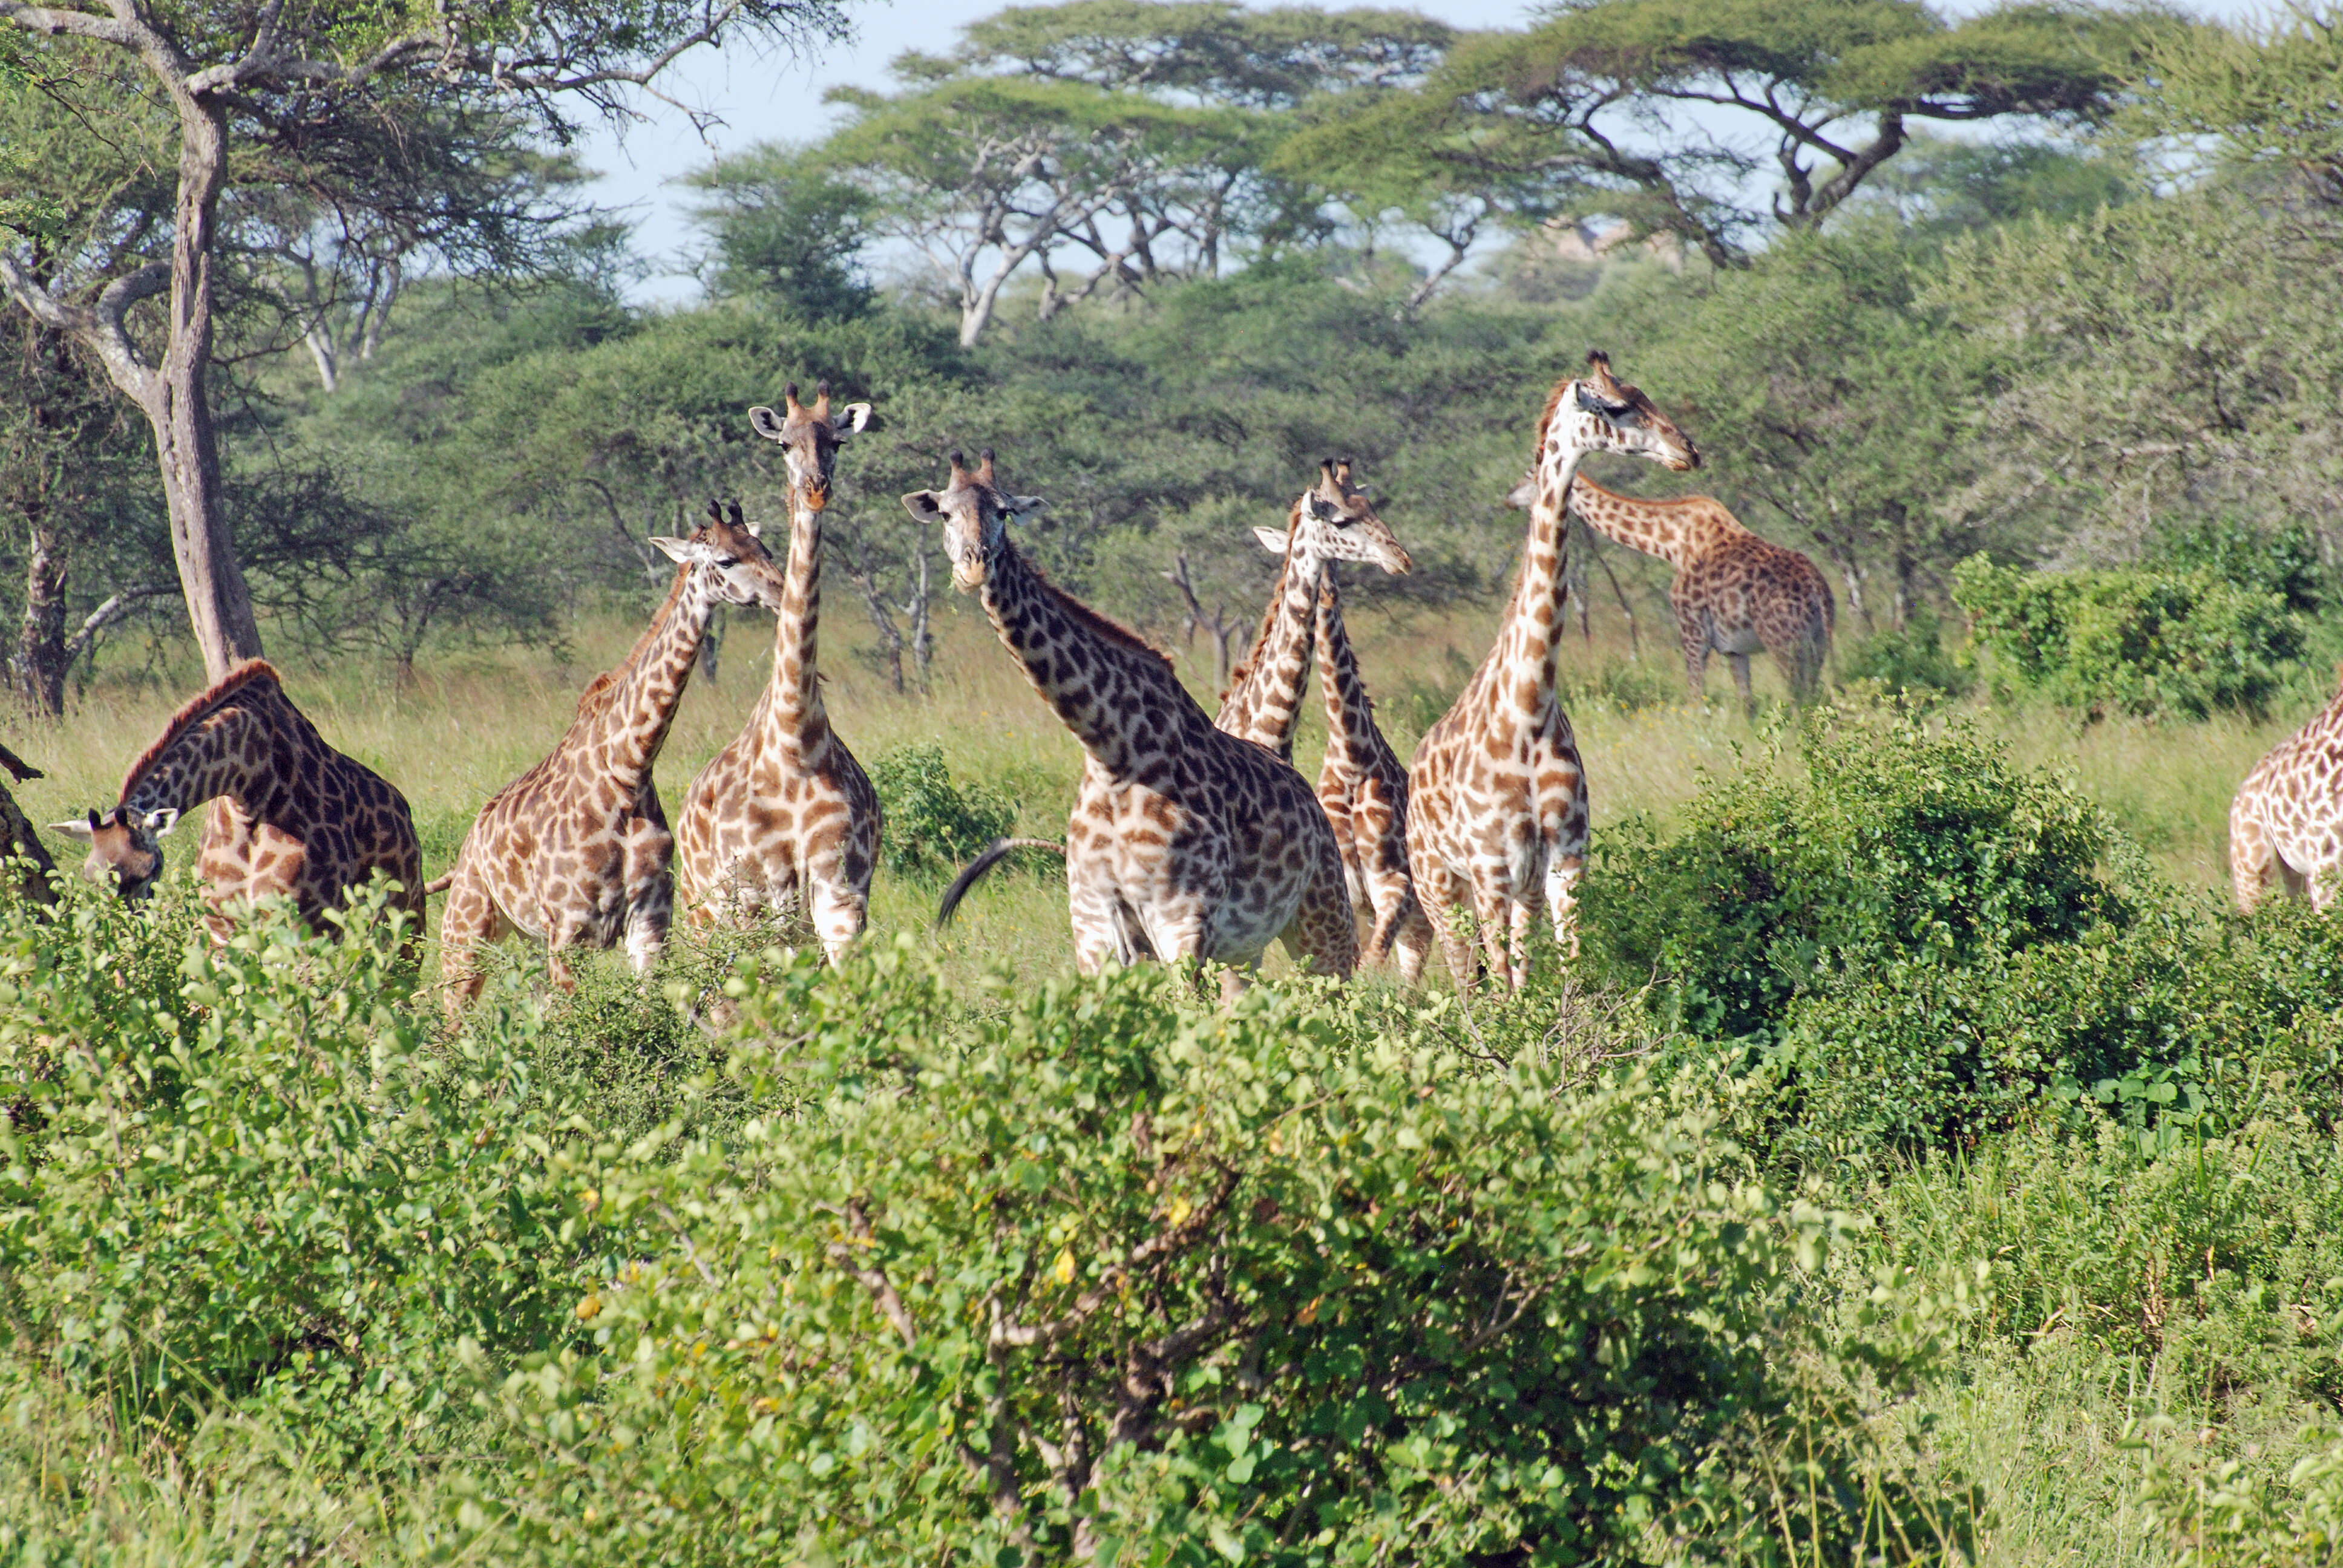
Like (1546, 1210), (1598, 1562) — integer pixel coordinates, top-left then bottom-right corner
(1253, 459), (1414, 577)
(1544, 351), (1700, 472)
(899, 449), (1047, 592)
(650, 501), (794, 610)
(49, 805), (176, 900)
(747, 382), (874, 513)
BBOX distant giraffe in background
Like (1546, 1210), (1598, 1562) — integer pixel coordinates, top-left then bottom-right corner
(1411, 352), (1699, 992)
(438, 505), (791, 1018)
(1213, 457), (1413, 760)
(908, 449), (1355, 984)
(677, 384), (880, 965)
(1509, 472), (1833, 712)
(2230, 677), (2343, 910)
(52, 660), (423, 939)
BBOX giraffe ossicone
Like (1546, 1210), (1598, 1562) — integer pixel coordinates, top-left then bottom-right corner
(1407, 350), (1698, 993)
(55, 659), (427, 941)
(677, 386), (882, 965)
(904, 447), (1356, 984)
(438, 503), (792, 1019)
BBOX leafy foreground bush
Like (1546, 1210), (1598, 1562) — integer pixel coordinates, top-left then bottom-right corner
(0, 874), (1973, 1564)
(476, 953), (1964, 1565)
(1952, 552), (2307, 721)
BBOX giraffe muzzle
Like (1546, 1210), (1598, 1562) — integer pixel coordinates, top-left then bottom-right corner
(802, 483), (830, 512)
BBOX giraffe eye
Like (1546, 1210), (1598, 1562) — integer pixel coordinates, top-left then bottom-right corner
(716, 555), (741, 567)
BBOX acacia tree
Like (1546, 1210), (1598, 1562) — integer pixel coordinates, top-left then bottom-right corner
(1286, 0), (2164, 270)
(0, 0), (856, 681)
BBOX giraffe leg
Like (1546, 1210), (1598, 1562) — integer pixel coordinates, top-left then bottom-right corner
(1543, 855), (1584, 962)
(1469, 866), (1513, 994)
(808, 874), (868, 969)
(620, 817), (676, 977)
(1728, 653), (1755, 719)
(1680, 627), (1711, 702)
(437, 860), (511, 1025)
(1412, 852), (1475, 994)
(2229, 805), (2276, 914)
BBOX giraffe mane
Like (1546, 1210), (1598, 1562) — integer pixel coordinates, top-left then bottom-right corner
(1023, 552), (1175, 672)
(1223, 500), (1304, 699)
(119, 658), (281, 802)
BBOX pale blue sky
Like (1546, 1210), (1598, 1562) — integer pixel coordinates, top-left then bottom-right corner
(573, 0), (2267, 301)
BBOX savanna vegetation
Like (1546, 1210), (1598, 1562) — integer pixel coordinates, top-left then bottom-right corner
(14, 0), (2343, 1559)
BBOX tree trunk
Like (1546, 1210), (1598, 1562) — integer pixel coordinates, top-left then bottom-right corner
(13, 511), (70, 717)
(154, 97), (264, 682)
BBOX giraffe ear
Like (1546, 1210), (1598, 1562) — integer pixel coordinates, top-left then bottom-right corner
(747, 406), (788, 442)
(900, 491), (948, 524)
(646, 534), (709, 564)
(143, 808), (181, 837)
(48, 817), (96, 844)
(1575, 381), (1635, 422)
(1504, 473), (1537, 509)
(833, 402), (873, 436)
(1003, 494), (1047, 518)
(1253, 528), (1289, 555)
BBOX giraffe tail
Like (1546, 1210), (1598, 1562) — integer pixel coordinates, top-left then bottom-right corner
(423, 873), (455, 897)
(935, 838), (1066, 930)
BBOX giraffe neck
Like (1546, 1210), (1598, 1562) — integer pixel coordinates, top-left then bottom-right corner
(1567, 477), (1726, 570)
(1483, 445), (1591, 720)
(121, 687), (307, 820)
(598, 565), (721, 782)
(978, 537), (1202, 777)
(761, 489), (828, 748)
(1217, 540), (1325, 760)
(1313, 567), (1377, 771)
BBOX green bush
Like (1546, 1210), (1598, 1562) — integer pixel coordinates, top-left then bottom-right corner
(465, 952), (1966, 1566)
(1584, 700), (2124, 1045)
(1951, 552), (2307, 721)
(0, 883), (586, 1471)
(867, 743), (1018, 880)
(1837, 609), (1971, 704)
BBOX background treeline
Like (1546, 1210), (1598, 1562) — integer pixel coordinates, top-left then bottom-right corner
(11, 0), (2343, 712)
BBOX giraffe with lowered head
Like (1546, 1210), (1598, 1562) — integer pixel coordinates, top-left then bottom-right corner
(53, 660), (425, 938)
(438, 503), (791, 1016)
(907, 449), (1355, 982)
(1506, 474), (1834, 711)
(1213, 457), (1426, 973)
(1411, 352), (1700, 991)
(677, 384), (880, 964)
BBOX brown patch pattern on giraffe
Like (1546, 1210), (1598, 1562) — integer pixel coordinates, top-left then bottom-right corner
(2232, 675), (2343, 910)
(1562, 477), (1834, 710)
(1409, 351), (1699, 992)
(1314, 570), (1433, 977)
(678, 385), (881, 962)
(905, 449), (1356, 982)
(438, 505), (791, 1017)
(53, 660), (424, 940)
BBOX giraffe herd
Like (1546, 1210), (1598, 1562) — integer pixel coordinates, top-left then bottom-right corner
(34, 350), (2343, 999)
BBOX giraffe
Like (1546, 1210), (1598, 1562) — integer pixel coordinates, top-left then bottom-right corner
(676, 385), (880, 964)
(1214, 458), (1414, 759)
(50, 660), (425, 939)
(1312, 564), (1435, 978)
(1506, 473), (1835, 711)
(902, 449), (1355, 982)
(1210, 458), (1425, 973)
(2229, 675), (2343, 910)
(437, 504), (791, 1017)
(1409, 351), (1699, 993)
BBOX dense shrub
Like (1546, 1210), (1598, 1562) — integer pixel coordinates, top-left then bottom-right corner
(1584, 700), (2125, 1045)
(1837, 609), (1971, 704)
(867, 742), (1018, 880)
(465, 952), (1964, 1566)
(1952, 553), (2307, 720)
(0, 884), (586, 1469)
